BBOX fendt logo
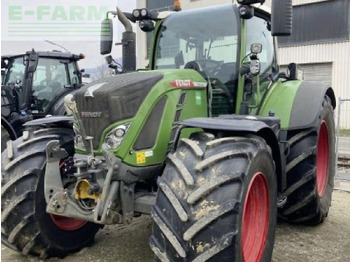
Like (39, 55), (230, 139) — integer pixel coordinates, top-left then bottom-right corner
(81, 112), (103, 118)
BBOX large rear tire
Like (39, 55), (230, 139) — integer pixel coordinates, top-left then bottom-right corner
(150, 134), (277, 261)
(1, 128), (100, 258)
(279, 96), (335, 224)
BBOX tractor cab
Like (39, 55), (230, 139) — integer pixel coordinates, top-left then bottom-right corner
(1, 50), (84, 118)
(151, 4), (277, 116)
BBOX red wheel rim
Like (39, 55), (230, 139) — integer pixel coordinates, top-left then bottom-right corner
(242, 172), (269, 262)
(49, 159), (87, 231)
(316, 121), (329, 197)
(50, 214), (87, 231)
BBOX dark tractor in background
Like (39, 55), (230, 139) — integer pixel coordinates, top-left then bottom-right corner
(1, 50), (85, 151)
(1, 0), (336, 261)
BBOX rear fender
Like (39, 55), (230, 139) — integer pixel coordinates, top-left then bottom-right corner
(258, 80), (336, 130)
(288, 82), (335, 130)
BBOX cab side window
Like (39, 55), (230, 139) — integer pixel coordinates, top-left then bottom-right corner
(246, 16), (276, 78)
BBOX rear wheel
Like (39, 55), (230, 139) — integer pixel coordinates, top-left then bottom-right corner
(279, 96), (335, 224)
(150, 134), (277, 261)
(1, 128), (100, 258)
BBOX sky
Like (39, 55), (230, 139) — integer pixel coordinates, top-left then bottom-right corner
(1, 0), (137, 69)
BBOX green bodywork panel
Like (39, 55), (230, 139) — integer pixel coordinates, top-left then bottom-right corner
(257, 80), (302, 129)
(92, 69), (208, 167)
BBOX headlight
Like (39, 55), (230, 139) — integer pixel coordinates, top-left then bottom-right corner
(140, 8), (148, 18)
(104, 123), (130, 150)
(132, 9), (140, 19)
(115, 128), (125, 137)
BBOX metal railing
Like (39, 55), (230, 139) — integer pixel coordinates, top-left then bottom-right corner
(336, 97), (350, 180)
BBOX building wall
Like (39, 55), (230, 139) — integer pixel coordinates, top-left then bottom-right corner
(279, 41), (350, 129)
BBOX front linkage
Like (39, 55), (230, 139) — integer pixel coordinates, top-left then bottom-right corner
(45, 140), (155, 225)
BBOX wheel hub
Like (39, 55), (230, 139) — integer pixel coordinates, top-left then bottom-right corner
(50, 214), (87, 231)
(242, 172), (269, 262)
(316, 121), (329, 197)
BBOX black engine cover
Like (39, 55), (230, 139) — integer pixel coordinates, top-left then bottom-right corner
(74, 72), (163, 149)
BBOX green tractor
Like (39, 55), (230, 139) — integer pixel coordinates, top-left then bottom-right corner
(1, 0), (336, 261)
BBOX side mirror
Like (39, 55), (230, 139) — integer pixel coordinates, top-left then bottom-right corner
(139, 20), (155, 32)
(100, 19), (113, 55)
(82, 73), (90, 78)
(271, 0), (292, 36)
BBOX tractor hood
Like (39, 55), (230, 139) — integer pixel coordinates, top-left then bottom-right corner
(74, 72), (163, 149)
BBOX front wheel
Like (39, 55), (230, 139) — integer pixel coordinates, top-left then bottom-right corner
(150, 134), (277, 261)
(1, 128), (100, 258)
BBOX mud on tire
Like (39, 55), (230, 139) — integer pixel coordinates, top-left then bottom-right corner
(279, 96), (335, 224)
(1, 127), (100, 258)
(150, 134), (277, 262)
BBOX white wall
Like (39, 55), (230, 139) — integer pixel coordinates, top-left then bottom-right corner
(279, 42), (350, 129)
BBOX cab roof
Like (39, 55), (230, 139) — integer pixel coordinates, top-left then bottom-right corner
(1, 50), (83, 61)
(157, 3), (271, 19)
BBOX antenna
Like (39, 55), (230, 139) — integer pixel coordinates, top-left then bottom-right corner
(44, 40), (70, 53)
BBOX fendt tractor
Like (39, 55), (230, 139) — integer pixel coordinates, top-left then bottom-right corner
(1, 50), (86, 152)
(1, 0), (336, 261)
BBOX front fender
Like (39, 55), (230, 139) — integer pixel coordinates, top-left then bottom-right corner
(1, 116), (17, 140)
(179, 116), (285, 192)
(23, 116), (74, 128)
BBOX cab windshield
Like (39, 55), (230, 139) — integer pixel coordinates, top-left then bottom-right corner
(154, 4), (240, 83)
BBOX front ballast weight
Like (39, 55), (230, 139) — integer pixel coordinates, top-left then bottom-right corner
(44, 141), (146, 225)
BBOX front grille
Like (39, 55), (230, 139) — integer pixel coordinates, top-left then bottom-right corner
(178, 92), (186, 105)
(167, 92), (187, 151)
(74, 72), (163, 149)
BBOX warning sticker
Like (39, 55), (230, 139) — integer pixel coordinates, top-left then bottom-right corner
(145, 150), (153, 157)
(136, 152), (146, 164)
(195, 91), (202, 105)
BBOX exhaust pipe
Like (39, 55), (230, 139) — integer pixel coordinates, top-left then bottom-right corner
(117, 7), (136, 72)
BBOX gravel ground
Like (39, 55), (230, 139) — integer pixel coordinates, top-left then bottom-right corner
(2, 190), (350, 262)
